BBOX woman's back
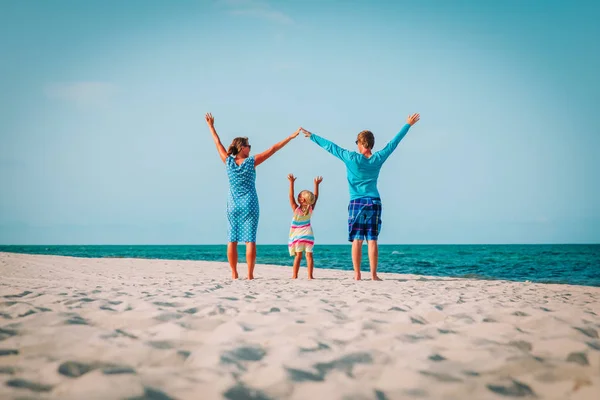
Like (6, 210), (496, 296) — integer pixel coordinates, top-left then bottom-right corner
(226, 156), (256, 197)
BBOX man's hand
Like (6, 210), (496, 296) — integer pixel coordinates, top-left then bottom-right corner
(205, 112), (215, 127)
(407, 113), (420, 126)
(288, 174), (296, 183)
(301, 128), (312, 138)
(314, 176), (323, 185)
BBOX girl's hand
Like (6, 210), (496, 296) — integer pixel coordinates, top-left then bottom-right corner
(314, 176), (323, 185)
(205, 112), (215, 126)
(288, 174), (296, 182)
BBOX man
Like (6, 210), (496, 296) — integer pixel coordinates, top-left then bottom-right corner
(301, 113), (420, 280)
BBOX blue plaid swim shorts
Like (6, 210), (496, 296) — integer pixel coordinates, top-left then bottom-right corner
(347, 197), (382, 241)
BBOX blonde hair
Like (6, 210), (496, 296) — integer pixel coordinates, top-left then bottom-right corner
(227, 137), (249, 156)
(357, 130), (374, 149)
(298, 190), (315, 215)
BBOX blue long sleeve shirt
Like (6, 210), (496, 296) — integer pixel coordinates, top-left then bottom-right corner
(309, 124), (412, 200)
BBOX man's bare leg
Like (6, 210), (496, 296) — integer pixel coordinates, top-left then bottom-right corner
(246, 242), (256, 280)
(367, 240), (381, 281)
(292, 252), (302, 279)
(227, 242), (239, 279)
(306, 252), (314, 279)
(352, 239), (363, 280)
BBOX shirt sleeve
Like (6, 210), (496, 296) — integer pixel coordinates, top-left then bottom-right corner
(309, 133), (352, 163)
(376, 124), (411, 162)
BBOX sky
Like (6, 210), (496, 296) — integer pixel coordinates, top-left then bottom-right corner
(1, 0), (599, 245)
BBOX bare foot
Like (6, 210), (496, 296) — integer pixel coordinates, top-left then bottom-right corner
(231, 270), (239, 279)
(355, 272), (362, 281)
(291, 275), (298, 279)
(247, 274), (254, 280)
(371, 275), (382, 281)
(308, 276), (314, 280)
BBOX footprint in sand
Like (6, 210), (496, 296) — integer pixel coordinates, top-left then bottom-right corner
(63, 314), (90, 325)
(566, 352), (589, 366)
(58, 361), (136, 377)
(487, 379), (535, 397)
(126, 386), (175, 400)
(574, 326), (598, 339)
(0, 366), (16, 375)
(428, 354), (446, 362)
(3, 291), (33, 299)
(419, 370), (462, 383)
(223, 383), (271, 400)
(299, 342), (331, 353)
(153, 301), (182, 308)
(287, 352), (373, 382)
(6, 378), (53, 392)
(0, 327), (18, 341)
(509, 340), (533, 352)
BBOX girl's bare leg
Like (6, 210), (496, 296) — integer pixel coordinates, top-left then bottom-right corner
(292, 252), (302, 279)
(306, 252), (314, 279)
(246, 242), (256, 280)
(227, 242), (239, 279)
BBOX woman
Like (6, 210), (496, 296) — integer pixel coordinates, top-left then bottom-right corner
(205, 113), (300, 280)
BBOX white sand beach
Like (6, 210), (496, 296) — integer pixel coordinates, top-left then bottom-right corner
(0, 251), (599, 400)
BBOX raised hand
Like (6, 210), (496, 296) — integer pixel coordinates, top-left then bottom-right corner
(205, 112), (215, 127)
(407, 113), (420, 126)
(314, 176), (323, 185)
(290, 128), (301, 139)
(288, 173), (296, 182)
(301, 128), (312, 138)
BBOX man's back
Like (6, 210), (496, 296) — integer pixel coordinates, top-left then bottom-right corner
(342, 151), (387, 199)
(309, 123), (413, 200)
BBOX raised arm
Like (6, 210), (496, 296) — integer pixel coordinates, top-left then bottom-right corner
(377, 113), (420, 162)
(254, 128), (300, 167)
(312, 176), (323, 210)
(288, 174), (298, 212)
(205, 113), (227, 163)
(302, 128), (352, 163)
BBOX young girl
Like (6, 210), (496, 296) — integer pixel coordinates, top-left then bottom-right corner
(288, 174), (323, 279)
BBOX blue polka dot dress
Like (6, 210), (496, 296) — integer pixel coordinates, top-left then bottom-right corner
(226, 155), (259, 243)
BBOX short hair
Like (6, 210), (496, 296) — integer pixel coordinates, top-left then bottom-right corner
(357, 130), (374, 149)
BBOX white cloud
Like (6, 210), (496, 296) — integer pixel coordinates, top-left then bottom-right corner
(44, 82), (118, 106)
(220, 0), (293, 24)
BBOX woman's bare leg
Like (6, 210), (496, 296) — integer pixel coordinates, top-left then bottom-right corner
(227, 242), (239, 279)
(246, 242), (256, 280)
(306, 252), (314, 279)
(292, 252), (302, 279)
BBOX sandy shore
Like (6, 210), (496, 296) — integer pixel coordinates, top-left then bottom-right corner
(0, 251), (599, 399)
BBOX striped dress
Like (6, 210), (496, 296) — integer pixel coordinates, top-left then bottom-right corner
(288, 206), (314, 255)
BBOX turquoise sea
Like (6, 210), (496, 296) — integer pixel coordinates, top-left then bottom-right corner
(1, 244), (599, 287)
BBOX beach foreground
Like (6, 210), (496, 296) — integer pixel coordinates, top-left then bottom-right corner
(0, 252), (599, 400)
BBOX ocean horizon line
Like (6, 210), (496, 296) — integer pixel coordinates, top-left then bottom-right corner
(1, 243), (599, 247)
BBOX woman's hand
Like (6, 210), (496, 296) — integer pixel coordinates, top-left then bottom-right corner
(205, 112), (215, 127)
(290, 128), (301, 139)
